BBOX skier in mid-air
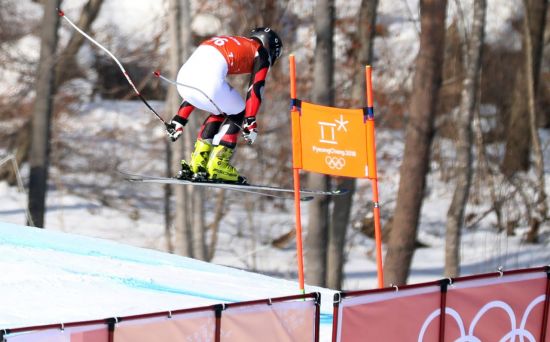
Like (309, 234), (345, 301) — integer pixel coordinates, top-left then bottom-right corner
(165, 27), (283, 184)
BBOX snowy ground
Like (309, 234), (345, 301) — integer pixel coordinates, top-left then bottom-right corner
(0, 222), (334, 339)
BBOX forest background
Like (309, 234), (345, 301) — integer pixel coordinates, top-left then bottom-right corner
(0, 0), (549, 290)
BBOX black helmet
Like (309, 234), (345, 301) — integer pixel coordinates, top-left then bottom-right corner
(249, 27), (283, 66)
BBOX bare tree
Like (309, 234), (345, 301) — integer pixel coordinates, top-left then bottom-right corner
(384, 0), (448, 285)
(182, 3), (207, 261)
(304, 0), (335, 287)
(166, 0), (205, 258)
(523, 0), (548, 243)
(166, 0), (187, 255)
(326, 0), (379, 290)
(163, 138), (174, 253)
(501, 0), (548, 176)
(2, 0), (104, 188)
(3, 0), (107, 193)
(55, 0), (104, 87)
(28, 0), (61, 228)
(445, 0), (487, 278)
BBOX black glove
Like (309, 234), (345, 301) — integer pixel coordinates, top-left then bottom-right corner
(166, 116), (188, 142)
(242, 117), (258, 144)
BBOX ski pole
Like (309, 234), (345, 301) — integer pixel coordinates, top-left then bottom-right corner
(57, 8), (168, 127)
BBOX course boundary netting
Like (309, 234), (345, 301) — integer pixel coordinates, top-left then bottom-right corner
(2, 292), (320, 342)
(332, 266), (550, 342)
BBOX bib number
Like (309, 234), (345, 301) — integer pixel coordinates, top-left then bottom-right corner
(212, 37), (228, 46)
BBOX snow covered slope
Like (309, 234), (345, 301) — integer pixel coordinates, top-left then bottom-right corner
(0, 222), (335, 339)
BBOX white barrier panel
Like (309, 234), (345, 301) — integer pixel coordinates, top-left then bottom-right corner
(221, 300), (317, 341)
(113, 310), (216, 342)
(2, 295), (319, 342)
(5, 323), (108, 342)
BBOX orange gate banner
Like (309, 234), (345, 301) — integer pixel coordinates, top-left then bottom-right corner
(293, 101), (371, 178)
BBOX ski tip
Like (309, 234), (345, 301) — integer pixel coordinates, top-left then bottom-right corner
(56, 8), (65, 16)
(153, 70), (160, 77)
(116, 170), (142, 182)
(122, 175), (143, 182)
(300, 196), (314, 202)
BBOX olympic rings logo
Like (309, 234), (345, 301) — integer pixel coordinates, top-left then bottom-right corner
(418, 296), (546, 342)
(325, 156), (345, 170)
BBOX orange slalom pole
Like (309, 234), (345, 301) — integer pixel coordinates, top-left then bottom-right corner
(366, 65), (384, 288)
(289, 55), (305, 292)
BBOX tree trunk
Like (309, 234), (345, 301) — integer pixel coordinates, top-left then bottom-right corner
(55, 0), (104, 87)
(191, 186), (207, 260)
(445, 0), (486, 278)
(523, 0), (548, 243)
(540, 12), (550, 128)
(180, 0), (207, 261)
(501, 0), (547, 176)
(305, 0), (335, 287)
(350, 0), (379, 105)
(326, 178), (353, 289)
(305, 175), (330, 286)
(326, 0), (378, 290)
(384, 0), (447, 286)
(525, 0), (547, 127)
(28, 0), (61, 228)
(168, 0), (195, 256)
(501, 74), (530, 175)
(164, 139), (174, 253)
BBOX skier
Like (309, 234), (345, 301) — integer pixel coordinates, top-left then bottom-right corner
(165, 27), (283, 184)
